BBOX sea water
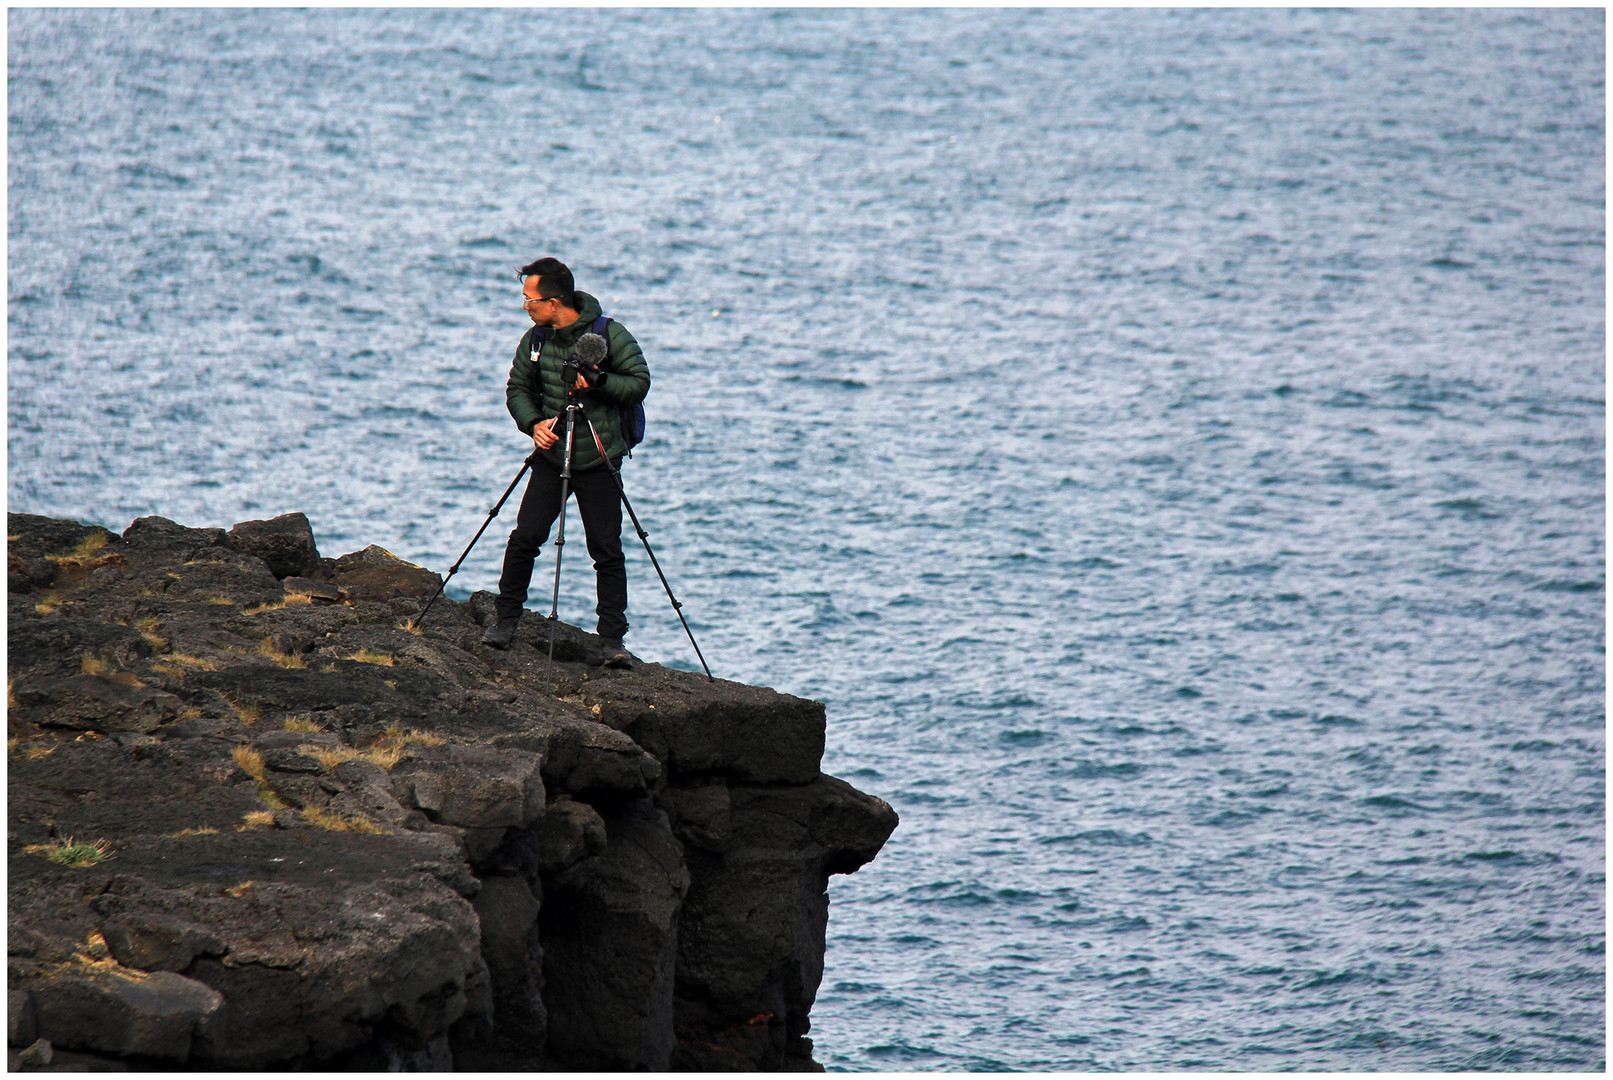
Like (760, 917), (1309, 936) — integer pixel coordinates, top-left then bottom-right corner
(8, 9), (1604, 1070)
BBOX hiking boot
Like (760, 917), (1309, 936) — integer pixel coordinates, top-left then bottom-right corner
(600, 637), (637, 669)
(481, 615), (521, 650)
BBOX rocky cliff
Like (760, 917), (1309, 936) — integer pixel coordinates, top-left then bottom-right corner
(6, 512), (898, 1071)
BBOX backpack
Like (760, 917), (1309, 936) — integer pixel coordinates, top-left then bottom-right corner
(533, 313), (646, 454)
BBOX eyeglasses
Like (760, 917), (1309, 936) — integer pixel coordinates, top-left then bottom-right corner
(522, 295), (560, 308)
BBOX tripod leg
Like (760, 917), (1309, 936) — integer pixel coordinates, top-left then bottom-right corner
(547, 407), (581, 684)
(416, 452), (537, 628)
(583, 418), (714, 681)
(547, 485), (570, 622)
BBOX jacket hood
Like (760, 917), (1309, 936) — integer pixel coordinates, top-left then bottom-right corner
(542, 291), (605, 348)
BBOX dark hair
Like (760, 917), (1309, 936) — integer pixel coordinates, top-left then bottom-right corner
(518, 257), (577, 308)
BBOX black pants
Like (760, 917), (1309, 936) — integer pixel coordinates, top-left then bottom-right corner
(496, 456), (628, 639)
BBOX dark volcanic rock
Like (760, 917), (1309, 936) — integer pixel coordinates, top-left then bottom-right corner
(469, 874), (545, 1052)
(115, 516), (227, 577)
(528, 795), (609, 874)
(223, 513), (321, 580)
(584, 675), (827, 785)
(12, 674), (183, 733)
(660, 781), (734, 853)
(100, 910), (227, 972)
(392, 744), (546, 830)
(28, 966), (224, 1061)
(8, 618), (154, 677)
(671, 777), (898, 1070)
(121, 516), (225, 553)
(540, 799), (689, 1071)
(320, 545), (442, 601)
(6, 511), (898, 1071)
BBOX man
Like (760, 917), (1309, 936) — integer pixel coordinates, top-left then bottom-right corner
(481, 257), (650, 666)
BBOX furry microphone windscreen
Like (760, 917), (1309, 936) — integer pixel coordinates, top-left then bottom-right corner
(574, 333), (607, 366)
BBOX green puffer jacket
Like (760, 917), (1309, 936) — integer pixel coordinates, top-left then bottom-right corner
(505, 291), (651, 472)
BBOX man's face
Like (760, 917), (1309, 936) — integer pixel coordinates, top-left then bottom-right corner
(522, 277), (563, 327)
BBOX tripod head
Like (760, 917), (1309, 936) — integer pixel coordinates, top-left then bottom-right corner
(560, 333), (609, 407)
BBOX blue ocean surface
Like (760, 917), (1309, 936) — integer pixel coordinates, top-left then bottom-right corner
(8, 9), (1604, 1071)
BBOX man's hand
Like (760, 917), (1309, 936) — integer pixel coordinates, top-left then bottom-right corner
(573, 373), (591, 391)
(532, 417), (558, 450)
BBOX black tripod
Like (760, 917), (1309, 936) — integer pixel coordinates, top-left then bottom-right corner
(546, 382), (714, 682)
(415, 450), (540, 628)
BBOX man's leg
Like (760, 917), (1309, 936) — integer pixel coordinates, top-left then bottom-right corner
(494, 458), (565, 623)
(572, 463), (628, 642)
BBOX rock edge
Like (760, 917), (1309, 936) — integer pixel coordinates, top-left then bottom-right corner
(7, 512), (899, 1071)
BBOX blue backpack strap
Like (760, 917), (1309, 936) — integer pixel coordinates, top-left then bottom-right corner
(592, 311), (645, 453)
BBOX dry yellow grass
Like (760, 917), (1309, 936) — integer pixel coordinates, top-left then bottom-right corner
(166, 827), (219, 838)
(371, 725), (445, 769)
(220, 693), (263, 726)
(238, 811), (275, 830)
(207, 597), (237, 606)
(133, 617), (167, 650)
(18, 741), (58, 761)
(70, 534), (109, 560)
(225, 881), (255, 897)
(34, 594), (66, 616)
(283, 715), (322, 733)
(298, 744), (364, 771)
(294, 743), (404, 771)
(295, 723), (443, 773)
(255, 638), (307, 669)
(370, 744), (408, 769)
(300, 807), (387, 834)
(397, 618), (423, 636)
(68, 953), (123, 975)
(79, 930), (112, 962)
(231, 745), (267, 782)
(79, 655), (144, 687)
(342, 648), (394, 667)
(381, 723), (446, 748)
(164, 653), (223, 672)
(150, 653), (222, 681)
(46, 534), (110, 567)
(233, 746), (289, 810)
(242, 594), (314, 616)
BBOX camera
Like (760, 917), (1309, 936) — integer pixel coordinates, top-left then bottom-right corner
(562, 358), (606, 392)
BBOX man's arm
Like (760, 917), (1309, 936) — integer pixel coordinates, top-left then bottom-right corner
(585, 322), (650, 405)
(505, 330), (545, 435)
